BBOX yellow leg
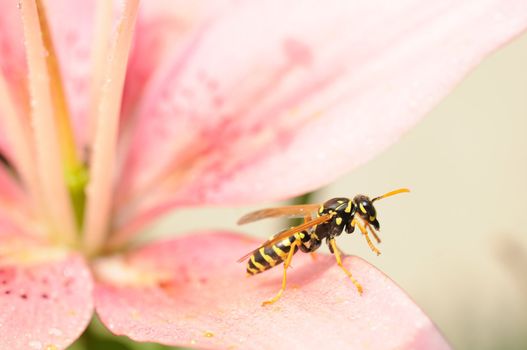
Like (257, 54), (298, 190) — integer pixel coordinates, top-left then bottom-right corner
(352, 219), (381, 256)
(366, 223), (381, 244)
(329, 239), (363, 294)
(262, 240), (300, 306)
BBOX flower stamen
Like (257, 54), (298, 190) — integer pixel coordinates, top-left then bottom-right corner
(20, 0), (77, 244)
(34, 0), (91, 229)
(82, 0), (139, 256)
(88, 0), (114, 146)
(35, 0), (80, 171)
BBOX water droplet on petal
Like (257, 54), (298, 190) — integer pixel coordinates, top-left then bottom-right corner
(48, 327), (62, 337)
(28, 340), (42, 350)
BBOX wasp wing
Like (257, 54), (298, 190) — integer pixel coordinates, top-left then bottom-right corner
(237, 204), (321, 225)
(237, 214), (333, 262)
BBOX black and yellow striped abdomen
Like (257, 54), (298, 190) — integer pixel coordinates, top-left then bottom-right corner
(246, 231), (310, 275)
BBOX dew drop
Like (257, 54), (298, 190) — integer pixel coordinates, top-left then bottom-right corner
(17, 1), (22, 10)
(28, 340), (42, 350)
(48, 327), (62, 337)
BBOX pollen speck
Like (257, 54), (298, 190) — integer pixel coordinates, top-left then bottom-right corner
(203, 331), (215, 338)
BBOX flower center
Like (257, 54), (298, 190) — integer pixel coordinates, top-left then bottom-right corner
(13, 0), (139, 256)
(65, 164), (89, 230)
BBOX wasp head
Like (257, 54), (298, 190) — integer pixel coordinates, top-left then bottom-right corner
(353, 195), (380, 230)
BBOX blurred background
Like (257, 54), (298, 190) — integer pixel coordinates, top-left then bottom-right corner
(72, 29), (527, 350)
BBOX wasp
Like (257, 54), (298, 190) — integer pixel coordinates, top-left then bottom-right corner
(237, 188), (409, 306)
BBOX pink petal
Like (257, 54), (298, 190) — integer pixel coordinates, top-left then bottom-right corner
(0, 165), (25, 204)
(42, 0), (95, 148)
(0, 176), (34, 236)
(0, 169), (35, 237)
(0, 233), (94, 350)
(118, 0), (527, 215)
(121, 0), (233, 124)
(0, 1), (27, 160)
(0, 1), (27, 99)
(95, 232), (449, 349)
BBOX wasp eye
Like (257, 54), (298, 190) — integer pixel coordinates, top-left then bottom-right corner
(359, 201), (369, 215)
(358, 200), (379, 227)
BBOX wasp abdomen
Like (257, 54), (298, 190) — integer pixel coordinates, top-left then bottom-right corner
(246, 231), (310, 275)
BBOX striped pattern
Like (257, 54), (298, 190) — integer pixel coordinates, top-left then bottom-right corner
(246, 231), (310, 275)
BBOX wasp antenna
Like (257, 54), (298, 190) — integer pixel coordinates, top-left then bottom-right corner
(372, 188), (410, 202)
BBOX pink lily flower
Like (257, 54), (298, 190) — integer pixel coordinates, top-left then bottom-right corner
(0, 0), (526, 349)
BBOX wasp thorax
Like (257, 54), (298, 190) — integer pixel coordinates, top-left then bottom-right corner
(353, 195), (380, 230)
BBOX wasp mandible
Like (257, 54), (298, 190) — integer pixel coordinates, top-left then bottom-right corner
(237, 188), (409, 306)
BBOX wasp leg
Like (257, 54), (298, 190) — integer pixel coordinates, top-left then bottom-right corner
(367, 223), (381, 244)
(352, 219), (381, 256)
(329, 239), (363, 294)
(262, 240), (301, 306)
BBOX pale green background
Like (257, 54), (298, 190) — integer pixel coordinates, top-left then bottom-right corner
(144, 32), (527, 349)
